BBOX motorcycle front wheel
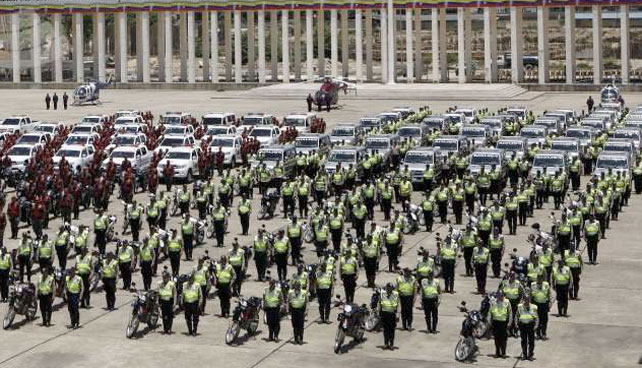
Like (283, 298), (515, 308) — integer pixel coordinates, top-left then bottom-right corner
(3, 307), (15, 329)
(454, 337), (473, 362)
(303, 230), (314, 244)
(126, 314), (140, 339)
(26, 299), (37, 321)
(364, 314), (379, 332)
(334, 328), (345, 354)
(225, 321), (241, 345)
(247, 316), (259, 335)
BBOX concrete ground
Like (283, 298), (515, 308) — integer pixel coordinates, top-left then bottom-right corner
(0, 84), (641, 368)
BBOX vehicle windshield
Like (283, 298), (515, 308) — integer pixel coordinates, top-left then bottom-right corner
(567, 130), (590, 139)
(56, 149), (82, 158)
(2, 118), (20, 125)
(596, 156), (628, 169)
(604, 144), (632, 153)
(250, 129), (272, 137)
(551, 142), (578, 151)
(115, 118), (135, 125)
(203, 117), (223, 125)
(164, 126), (186, 135)
(366, 139), (390, 149)
(507, 110), (526, 118)
(72, 126), (92, 133)
(536, 121), (557, 129)
(497, 141), (523, 150)
(159, 137), (185, 147)
(328, 151), (356, 162)
(470, 154), (500, 166)
(163, 116), (181, 124)
(461, 128), (486, 138)
(18, 135), (41, 144)
(65, 136), (88, 145)
(166, 151), (191, 160)
(360, 119), (380, 127)
(582, 121), (604, 129)
(284, 117), (306, 127)
(480, 120), (502, 128)
(111, 150), (135, 159)
(243, 117), (263, 125)
(258, 151), (283, 161)
(123, 126), (140, 134)
(614, 131), (639, 140)
(210, 138), (234, 147)
(115, 136), (136, 145)
(533, 155), (564, 167)
(434, 140), (458, 151)
(331, 127), (354, 137)
(397, 127), (421, 137)
(423, 119), (444, 129)
(404, 152), (433, 164)
(520, 129), (545, 138)
(295, 138), (319, 147)
(34, 125), (55, 133)
(82, 117), (100, 124)
(457, 110), (474, 117)
(207, 127), (230, 135)
(8, 146), (31, 156)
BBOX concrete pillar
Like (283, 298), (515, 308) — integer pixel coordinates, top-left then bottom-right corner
(211, 11), (219, 82)
(457, 8), (472, 83)
(32, 13), (41, 83)
(270, 10), (278, 81)
(258, 10), (266, 83)
(386, 0), (395, 83)
(94, 13), (106, 81)
(11, 13), (19, 83)
(414, 9), (422, 81)
(340, 9), (349, 78)
(137, 12), (150, 83)
(365, 9), (373, 81)
(116, 12), (128, 82)
(224, 11), (232, 81)
(281, 10), (290, 83)
(432, 8), (447, 82)
(53, 13), (63, 82)
(202, 12), (210, 81)
(73, 14), (84, 82)
(621, 5), (630, 85)
(164, 12), (173, 83)
(565, 6), (575, 84)
(381, 8), (388, 83)
(293, 11), (301, 81)
(157, 12), (165, 82)
(405, 9), (413, 83)
(330, 9), (338, 77)
(179, 13), (187, 81)
(248, 12), (256, 81)
(510, 7), (523, 83)
(317, 9), (325, 76)
(355, 9), (363, 82)
(592, 6), (602, 85)
(306, 10), (314, 81)
(234, 10), (242, 83)
(483, 8), (498, 83)
(187, 11), (196, 83)
(537, 7), (549, 84)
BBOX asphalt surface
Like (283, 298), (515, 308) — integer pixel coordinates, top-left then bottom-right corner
(0, 85), (641, 368)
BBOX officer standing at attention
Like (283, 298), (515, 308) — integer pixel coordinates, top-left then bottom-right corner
(37, 267), (54, 327)
(420, 272), (440, 333)
(181, 214), (195, 260)
(93, 210), (108, 256)
(75, 247), (93, 308)
(564, 245), (583, 300)
(491, 291), (511, 358)
(438, 236), (457, 293)
(530, 273), (551, 340)
(584, 214), (601, 264)
(212, 203), (227, 247)
(339, 249), (358, 303)
(215, 255), (236, 317)
(517, 296), (538, 360)
(101, 252), (118, 310)
(237, 195), (252, 235)
(158, 271), (177, 334)
(273, 230), (290, 281)
(379, 283), (399, 350)
(117, 240), (134, 290)
(253, 227), (269, 280)
(287, 216), (303, 264)
(264, 279), (283, 342)
(0, 247), (12, 302)
(473, 243), (490, 294)
(181, 273), (202, 336)
(228, 240), (246, 295)
(396, 268), (417, 330)
(288, 282), (308, 344)
(552, 260), (572, 317)
(129, 200), (143, 242)
(139, 238), (155, 291)
(65, 268), (84, 329)
(316, 263), (333, 323)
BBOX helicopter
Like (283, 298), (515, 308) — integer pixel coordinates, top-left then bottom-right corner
(72, 75), (114, 106)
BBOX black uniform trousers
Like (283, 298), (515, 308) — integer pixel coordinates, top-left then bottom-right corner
(160, 298), (174, 332)
(184, 301), (199, 334)
(519, 322), (536, 358)
(422, 297), (438, 332)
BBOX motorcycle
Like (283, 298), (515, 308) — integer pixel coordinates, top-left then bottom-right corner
(455, 301), (481, 362)
(306, 263), (318, 299)
(53, 268), (67, 302)
(225, 296), (262, 345)
(334, 296), (368, 354)
(170, 190), (181, 217)
(126, 289), (160, 338)
(106, 215), (117, 242)
(364, 288), (382, 332)
(3, 277), (38, 329)
(258, 189), (279, 220)
(302, 222), (314, 244)
(121, 202), (133, 234)
(89, 253), (104, 292)
(205, 206), (230, 239)
(402, 205), (424, 235)
(195, 219), (206, 245)
(509, 249), (529, 284)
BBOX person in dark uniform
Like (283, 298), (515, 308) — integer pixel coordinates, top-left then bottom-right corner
(52, 92), (59, 110)
(158, 271), (177, 334)
(263, 280), (283, 341)
(379, 283), (399, 350)
(62, 92), (68, 109)
(586, 95), (594, 112)
(306, 93), (314, 112)
(45, 93), (51, 110)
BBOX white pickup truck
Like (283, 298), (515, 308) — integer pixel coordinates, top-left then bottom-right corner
(0, 116), (37, 133)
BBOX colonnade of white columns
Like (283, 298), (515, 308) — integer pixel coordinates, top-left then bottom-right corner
(4, 5), (634, 85)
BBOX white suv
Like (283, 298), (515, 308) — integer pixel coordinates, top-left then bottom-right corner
(157, 146), (202, 181)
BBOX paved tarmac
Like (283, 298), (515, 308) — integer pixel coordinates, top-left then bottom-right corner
(0, 86), (641, 368)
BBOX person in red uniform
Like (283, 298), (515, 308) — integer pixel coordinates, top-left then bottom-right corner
(215, 148), (224, 176)
(147, 168), (158, 195)
(7, 197), (19, 239)
(60, 189), (74, 224)
(163, 161), (174, 192)
(31, 199), (45, 239)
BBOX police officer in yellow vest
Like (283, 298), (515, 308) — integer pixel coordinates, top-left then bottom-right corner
(500, 272), (522, 337)
(65, 268), (83, 329)
(420, 272), (441, 333)
(517, 296), (538, 360)
(287, 216), (303, 264)
(228, 239), (245, 295)
(146, 196), (159, 230)
(181, 273), (202, 336)
(117, 240), (135, 290)
(17, 232), (32, 282)
(439, 237), (457, 293)
(237, 195), (252, 235)
(264, 279), (283, 341)
(564, 246), (583, 300)
(530, 273), (550, 340)
(339, 249), (359, 303)
(363, 231), (381, 287)
(584, 214), (601, 264)
(181, 214), (195, 261)
(329, 208), (344, 252)
(101, 252), (119, 310)
(37, 267), (55, 326)
(316, 263), (333, 323)
(75, 247), (94, 308)
(552, 260), (572, 317)
(385, 225), (402, 273)
(396, 268), (416, 330)
(179, 184), (191, 215)
(37, 233), (54, 272)
(129, 200), (143, 242)
(461, 225), (478, 277)
(288, 282), (308, 344)
(74, 226), (89, 257)
(0, 247), (12, 302)
(139, 237), (156, 291)
(158, 271), (177, 334)
(55, 225), (70, 270)
(379, 283), (399, 350)
(212, 203), (227, 247)
(273, 230), (290, 281)
(490, 291), (512, 358)
(253, 227), (269, 281)
(93, 210), (108, 255)
(473, 244), (490, 294)
(215, 255), (236, 317)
